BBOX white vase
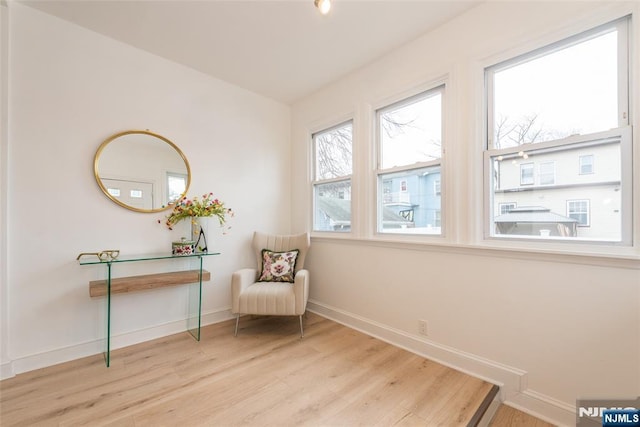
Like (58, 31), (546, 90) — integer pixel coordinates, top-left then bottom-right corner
(191, 217), (209, 253)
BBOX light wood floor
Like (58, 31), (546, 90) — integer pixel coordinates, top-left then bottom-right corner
(1, 313), (506, 426)
(489, 405), (556, 427)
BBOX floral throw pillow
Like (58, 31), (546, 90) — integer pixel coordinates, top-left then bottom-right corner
(258, 249), (299, 283)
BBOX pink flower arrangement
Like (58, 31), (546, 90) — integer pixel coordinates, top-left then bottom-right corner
(159, 193), (233, 231)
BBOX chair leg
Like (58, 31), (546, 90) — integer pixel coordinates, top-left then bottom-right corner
(299, 315), (304, 338)
(234, 314), (240, 336)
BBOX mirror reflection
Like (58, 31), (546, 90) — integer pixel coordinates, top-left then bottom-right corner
(94, 130), (191, 213)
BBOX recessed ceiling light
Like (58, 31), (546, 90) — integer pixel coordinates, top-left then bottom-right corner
(314, 0), (331, 15)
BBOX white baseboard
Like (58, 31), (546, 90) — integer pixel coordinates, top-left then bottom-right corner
(2, 308), (235, 379)
(1, 360), (13, 380)
(307, 300), (575, 426)
(506, 390), (577, 426)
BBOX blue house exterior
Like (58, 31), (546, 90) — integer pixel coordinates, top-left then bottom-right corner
(382, 169), (441, 230)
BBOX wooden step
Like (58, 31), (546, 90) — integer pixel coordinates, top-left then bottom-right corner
(469, 383), (500, 426)
(89, 270), (211, 297)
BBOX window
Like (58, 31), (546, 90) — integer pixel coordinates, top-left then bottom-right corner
(376, 86), (444, 235)
(488, 20), (626, 149)
(485, 17), (631, 243)
(567, 200), (590, 226)
(539, 162), (555, 185)
(579, 155), (594, 174)
(520, 163), (534, 185)
(312, 122), (353, 232)
(499, 203), (516, 215)
(167, 172), (188, 205)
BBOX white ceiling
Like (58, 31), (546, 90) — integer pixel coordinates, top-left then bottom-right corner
(20, 0), (480, 104)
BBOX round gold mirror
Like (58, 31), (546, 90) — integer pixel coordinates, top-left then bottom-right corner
(94, 130), (191, 213)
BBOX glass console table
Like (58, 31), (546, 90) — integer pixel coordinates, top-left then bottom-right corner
(78, 252), (220, 367)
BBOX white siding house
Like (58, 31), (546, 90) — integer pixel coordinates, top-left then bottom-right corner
(492, 138), (622, 240)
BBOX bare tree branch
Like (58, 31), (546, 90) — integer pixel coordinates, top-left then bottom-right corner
(381, 113), (417, 138)
(316, 126), (352, 179)
(494, 113), (570, 148)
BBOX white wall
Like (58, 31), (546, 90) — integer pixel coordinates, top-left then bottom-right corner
(2, 3), (291, 376)
(292, 1), (639, 425)
(1, 0), (10, 379)
(3, 2), (639, 425)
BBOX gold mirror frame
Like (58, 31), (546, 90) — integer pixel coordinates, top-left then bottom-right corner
(93, 130), (191, 213)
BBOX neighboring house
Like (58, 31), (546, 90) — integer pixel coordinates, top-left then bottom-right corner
(382, 170), (442, 233)
(315, 196), (413, 232)
(491, 141), (621, 239)
(494, 206), (578, 237)
(314, 169), (442, 233)
(314, 181), (352, 231)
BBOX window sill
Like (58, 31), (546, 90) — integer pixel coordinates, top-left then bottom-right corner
(310, 234), (640, 270)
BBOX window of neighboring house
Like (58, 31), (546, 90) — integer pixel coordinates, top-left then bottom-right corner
(499, 203), (516, 215)
(312, 121), (353, 232)
(376, 85), (444, 235)
(520, 163), (534, 185)
(434, 179), (441, 196)
(579, 154), (594, 174)
(539, 162), (555, 185)
(567, 199), (590, 226)
(485, 16), (631, 244)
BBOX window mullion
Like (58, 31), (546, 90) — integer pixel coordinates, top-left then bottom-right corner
(617, 17), (630, 127)
(314, 176), (352, 186)
(485, 69), (495, 150)
(376, 159), (442, 176)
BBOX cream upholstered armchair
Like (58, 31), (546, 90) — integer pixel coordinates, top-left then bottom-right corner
(231, 232), (310, 337)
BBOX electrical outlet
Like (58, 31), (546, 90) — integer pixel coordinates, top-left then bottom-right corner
(418, 320), (428, 336)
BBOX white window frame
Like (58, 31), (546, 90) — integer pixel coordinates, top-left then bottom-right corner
(520, 163), (534, 186)
(579, 154), (594, 175)
(567, 199), (591, 227)
(375, 85), (445, 236)
(538, 161), (556, 186)
(312, 120), (354, 234)
(499, 203), (516, 215)
(484, 16), (632, 246)
(486, 17), (629, 150)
